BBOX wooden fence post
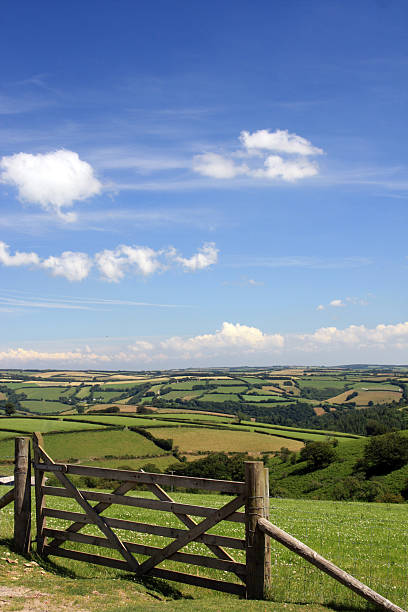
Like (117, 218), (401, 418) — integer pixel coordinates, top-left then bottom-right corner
(32, 433), (46, 555)
(14, 437), (31, 554)
(245, 461), (270, 599)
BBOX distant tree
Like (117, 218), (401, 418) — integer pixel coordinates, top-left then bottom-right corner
(279, 447), (291, 463)
(300, 441), (337, 470)
(4, 402), (16, 416)
(236, 410), (246, 424)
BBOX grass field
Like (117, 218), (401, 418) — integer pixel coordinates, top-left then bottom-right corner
(198, 393), (241, 402)
(18, 386), (70, 400)
(0, 492), (405, 611)
(0, 428), (164, 463)
(0, 417), (106, 433)
(20, 400), (71, 413)
(144, 426), (303, 453)
(329, 389), (402, 405)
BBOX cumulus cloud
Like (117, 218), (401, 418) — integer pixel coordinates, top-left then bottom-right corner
(253, 155), (318, 181)
(95, 245), (162, 282)
(0, 240), (218, 282)
(0, 150), (102, 221)
(192, 153), (248, 179)
(2, 321), (408, 367)
(192, 129), (323, 183)
(0, 241), (39, 266)
(330, 299), (345, 307)
(42, 251), (93, 282)
(295, 322), (408, 351)
(162, 322), (284, 356)
(240, 129), (323, 156)
(316, 304), (325, 311)
(169, 242), (218, 271)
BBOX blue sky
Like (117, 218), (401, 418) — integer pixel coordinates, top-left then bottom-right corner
(1, 0), (408, 368)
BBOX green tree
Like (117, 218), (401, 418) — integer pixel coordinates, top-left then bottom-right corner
(4, 402), (16, 416)
(300, 441), (337, 470)
(361, 431), (408, 475)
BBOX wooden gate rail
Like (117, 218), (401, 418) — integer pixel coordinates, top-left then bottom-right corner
(36, 462), (245, 494)
(42, 508), (246, 549)
(41, 486), (245, 521)
(31, 433), (259, 598)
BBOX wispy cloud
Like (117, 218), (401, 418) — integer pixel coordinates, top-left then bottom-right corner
(227, 255), (372, 269)
(0, 291), (189, 311)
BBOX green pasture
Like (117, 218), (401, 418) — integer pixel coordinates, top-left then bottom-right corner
(241, 394), (282, 402)
(92, 391), (123, 402)
(210, 385), (248, 394)
(160, 390), (203, 400)
(76, 386), (93, 398)
(0, 417), (107, 434)
(4, 491), (403, 611)
(19, 386), (70, 400)
(199, 393), (241, 402)
(20, 400), (70, 413)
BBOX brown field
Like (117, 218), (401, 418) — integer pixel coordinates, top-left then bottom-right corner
(144, 426), (303, 454)
(261, 385), (284, 394)
(0, 392), (6, 401)
(329, 389), (402, 406)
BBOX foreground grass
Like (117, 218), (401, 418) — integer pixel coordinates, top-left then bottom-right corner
(0, 489), (406, 611)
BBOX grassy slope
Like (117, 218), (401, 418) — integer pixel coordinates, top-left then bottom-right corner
(0, 492), (405, 611)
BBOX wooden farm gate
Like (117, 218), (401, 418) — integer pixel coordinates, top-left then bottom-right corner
(31, 433), (269, 598)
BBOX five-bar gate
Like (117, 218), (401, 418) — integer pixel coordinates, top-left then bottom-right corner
(32, 433), (270, 598)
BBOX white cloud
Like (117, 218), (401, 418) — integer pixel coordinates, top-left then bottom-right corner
(240, 129), (323, 156)
(296, 322), (408, 350)
(253, 155), (318, 181)
(95, 245), (162, 282)
(330, 299), (345, 307)
(0, 240), (218, 282)
(0, 241), (39, 266)
(0, 347), (111, 363)
(162, 322), (284, 356)
(0, 150), (102, 221)
(316, 304), (325, 311)
(2, 320), (408, 367)
(169, 242), (218, 271)
(192, 153), (248, 179)
(192, 129), (323, 183)
(41, 251), (93, 282)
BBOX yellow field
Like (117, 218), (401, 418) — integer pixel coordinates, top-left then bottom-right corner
(329, 389), (402, 406)
(261, 385), (284, 394)
(144, 426), (303, 454)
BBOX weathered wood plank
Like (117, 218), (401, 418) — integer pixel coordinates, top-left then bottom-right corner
(43, 546), (245, 596)
(0, 487), (14, 510)
(35, 443), (139, 572)
(42, 486), (245, 523)
(47, 479), (138, 550)
(44, 508), (245, 550)
(245, 461), (270, 599)
(33, 433), (46, 555)
(35, 462), (245, 494)
(13, 437), (31, 554)
(143, 476), (243, 576)
(258, 518), (404, 612)
(137, 494), (245, 575)
(43, 528), (246, 575)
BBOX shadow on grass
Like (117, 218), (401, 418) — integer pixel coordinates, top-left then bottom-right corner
(121, 573), (190, 600)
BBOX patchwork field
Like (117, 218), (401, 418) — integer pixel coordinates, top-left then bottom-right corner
(144, 426), (303, 453)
